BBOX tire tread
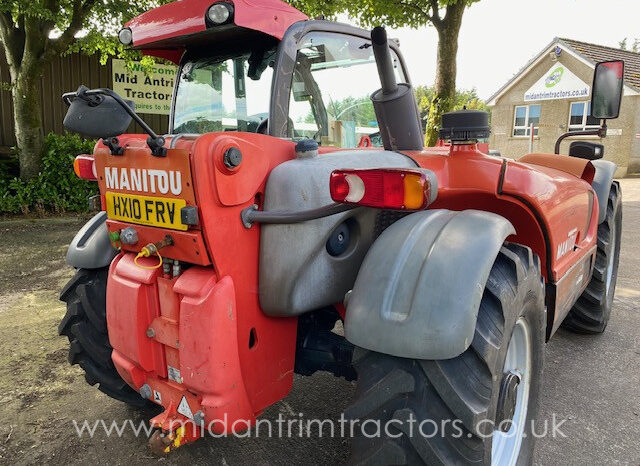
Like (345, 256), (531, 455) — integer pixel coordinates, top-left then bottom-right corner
(59, 268), (146, 408)
(347, 244), (545, 465)
(563, 182), (622, 334)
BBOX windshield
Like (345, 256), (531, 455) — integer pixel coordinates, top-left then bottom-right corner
(288, 32), (406, 148)
(172, 49), (275, 134)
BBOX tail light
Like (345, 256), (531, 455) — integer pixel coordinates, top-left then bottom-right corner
(330, 168), (433, 210)
(73, 155), (97, 181)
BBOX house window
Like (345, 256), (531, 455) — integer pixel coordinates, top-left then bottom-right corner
(568, 101), (601, 132)
(513, 105), (540, 137)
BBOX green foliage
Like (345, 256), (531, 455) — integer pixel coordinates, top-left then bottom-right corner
(1, 0), (176, 179)
(0, 0), (172, 58)
(415, 85), (487, 122)
(328, 96), (377, 125)
(68, 31), (162, 71)
(618, 37), (639, 53)
(0, 1), (175, 95)
(303, 95), (377, 126)
(300, 87), (486, 137)
(0, 133), (98, 215)
(287, 0), (343, 20)
(288, 0), (478, 29)
(415, 85), (436, 121)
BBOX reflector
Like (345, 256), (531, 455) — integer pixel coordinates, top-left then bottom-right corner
(74, 155), (97, 181)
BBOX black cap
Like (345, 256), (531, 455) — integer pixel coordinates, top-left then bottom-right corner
(295, 138), (319, 153)
(223, 147), (242, 168)
(439, 110), (491, 142)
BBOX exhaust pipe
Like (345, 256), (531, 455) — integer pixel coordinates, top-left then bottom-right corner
(370, 26), (424, 152)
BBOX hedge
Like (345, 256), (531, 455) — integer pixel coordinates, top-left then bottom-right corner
(0, 133), (98, 215)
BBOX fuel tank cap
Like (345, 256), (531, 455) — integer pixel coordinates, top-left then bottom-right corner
(295, 138), (319, 158)
(439, 110), (491, 142)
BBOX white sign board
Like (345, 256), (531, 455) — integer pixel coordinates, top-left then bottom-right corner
(524, 64), (590, 102)
(112, 59), (177, 115)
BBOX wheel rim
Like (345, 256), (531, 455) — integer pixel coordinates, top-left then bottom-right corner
(491, 317), (532, 466)
(606, 220), (618, 296)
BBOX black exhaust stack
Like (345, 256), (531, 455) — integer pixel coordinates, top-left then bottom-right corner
(370, 26), (424, 151)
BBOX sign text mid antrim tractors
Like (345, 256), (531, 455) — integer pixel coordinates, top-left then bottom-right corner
(58, 0), (623, 463)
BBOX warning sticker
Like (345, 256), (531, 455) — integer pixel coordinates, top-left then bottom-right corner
(177, 396), (193, 419)
(153, 390), (162, 404)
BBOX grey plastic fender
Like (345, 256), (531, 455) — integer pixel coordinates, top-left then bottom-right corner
(591, 160), (617, 224)
(66, 211), (117, 269)
(344, 209), (515, 360)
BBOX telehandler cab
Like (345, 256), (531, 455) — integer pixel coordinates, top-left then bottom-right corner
(58, 0), (623, 463)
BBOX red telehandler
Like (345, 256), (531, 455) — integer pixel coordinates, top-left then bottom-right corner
(59, 0), (623, 463)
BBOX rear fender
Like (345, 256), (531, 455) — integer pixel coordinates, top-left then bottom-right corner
(344, 209), (515, 360)
(591, 160), (617, 224)
(66, 211), (117, 269)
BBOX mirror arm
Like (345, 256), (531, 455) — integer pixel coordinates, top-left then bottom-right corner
(102, 137), (125, 156)
(554, 120), (607, 154)
(62, 88), (167, 157)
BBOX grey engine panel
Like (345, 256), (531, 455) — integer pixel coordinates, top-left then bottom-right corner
(66, 211), (117, 269)
(591, 159), (617, 224)
(259, 150), (418, 316)
(344, 209), (515, 360)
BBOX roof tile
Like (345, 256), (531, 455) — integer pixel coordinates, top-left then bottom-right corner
(559, 38), (640, 91)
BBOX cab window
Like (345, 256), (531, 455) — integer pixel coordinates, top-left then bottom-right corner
(173, 50), (275, 134)
(288, 32), (405, 148)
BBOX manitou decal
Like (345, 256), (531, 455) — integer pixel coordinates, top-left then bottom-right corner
(557, 228), (578, 260)
(104, 167), (182, 195)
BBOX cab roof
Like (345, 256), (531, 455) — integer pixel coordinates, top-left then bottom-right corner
(125, 0), (308, 63)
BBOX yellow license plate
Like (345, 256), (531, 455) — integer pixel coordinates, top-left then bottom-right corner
(105, 192), (188, 231)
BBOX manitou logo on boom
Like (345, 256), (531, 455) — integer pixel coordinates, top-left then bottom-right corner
(105, 167), (182, 195)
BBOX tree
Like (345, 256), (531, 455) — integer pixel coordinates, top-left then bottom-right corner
(619, 37), (639, 52)
(0, 1), (168, 179)
(294, 0), (480, 146)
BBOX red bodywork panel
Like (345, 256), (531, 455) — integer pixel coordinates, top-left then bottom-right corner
(405, 144), (598, 283)
(126, 0), (308, 63)
(405, 144), (598, 335)
(500, 159), (596, 280)
(99, 132), (598, 431)
(103, 133), (299, 431)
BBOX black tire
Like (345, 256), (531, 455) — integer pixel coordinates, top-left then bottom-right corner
(345, 244), (546, 465)
(563, 182), (622, 334)
(59, 268), (147, 407)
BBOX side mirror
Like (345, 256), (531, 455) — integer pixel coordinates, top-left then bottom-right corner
(591, 60), (624, 120)
(569, 140), (604, 161)
(63, 86), (134, 138)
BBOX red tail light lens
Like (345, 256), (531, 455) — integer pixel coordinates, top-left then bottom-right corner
(73, 155), (97, 181)
(330, 169), (432, 210)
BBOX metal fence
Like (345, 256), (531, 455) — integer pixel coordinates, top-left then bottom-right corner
(0, 51), (169, 152)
